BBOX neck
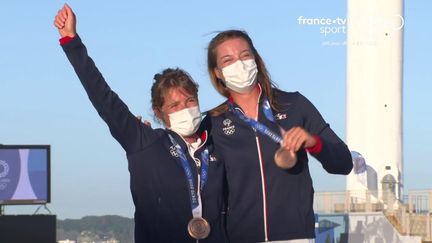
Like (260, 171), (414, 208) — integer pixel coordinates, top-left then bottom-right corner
(230, 85), (261, 119)
(182, 134), (198, 144)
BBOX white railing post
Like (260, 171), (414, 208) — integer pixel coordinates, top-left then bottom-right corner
(427, 214), (431, 242)
(428, 190), (432, 213)
(345, 190), (350, 213)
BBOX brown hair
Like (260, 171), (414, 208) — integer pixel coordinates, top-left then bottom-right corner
(151, 68), (198, 119)
(207, 29), (280, 116)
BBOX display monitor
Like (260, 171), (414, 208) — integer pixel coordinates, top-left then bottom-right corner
(0, 145), (50, 204)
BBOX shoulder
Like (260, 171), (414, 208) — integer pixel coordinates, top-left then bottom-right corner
(201, 105), (236, 139)
(199, 115), (213, 132)
(199, 110), (228, 132)
(206, 100), (229, 119)
(152, 128), (166, 137)
(273, 89), (310, 108)
(274, 88), (299, 100)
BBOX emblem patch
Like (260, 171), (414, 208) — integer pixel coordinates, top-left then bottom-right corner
(209, 155), (217, 162)
(169, 145), (179, 157)
(222, 119), (235, 135)
(275, 113), (287, 120)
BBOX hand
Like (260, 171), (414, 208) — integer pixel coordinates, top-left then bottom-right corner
(143, 120), (152, 127)
(53, 3), (76, 38)
(136, 115), (152, 127)
(281, 126), (316, 152)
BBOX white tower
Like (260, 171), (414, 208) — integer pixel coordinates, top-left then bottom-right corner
(346, 0), (404, 204)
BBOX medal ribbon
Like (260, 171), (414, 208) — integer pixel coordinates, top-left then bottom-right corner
(228, 98), (283, 144)
(168, 134), (209, 218)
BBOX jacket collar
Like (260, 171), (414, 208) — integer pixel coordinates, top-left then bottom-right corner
(166, 129), (208, 153)
(228, 83), (266, 113)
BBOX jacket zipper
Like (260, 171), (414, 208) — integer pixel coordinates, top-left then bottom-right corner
(236, 99), (269, 241)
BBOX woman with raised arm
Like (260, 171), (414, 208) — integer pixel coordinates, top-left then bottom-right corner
(54, 4), (227, 243)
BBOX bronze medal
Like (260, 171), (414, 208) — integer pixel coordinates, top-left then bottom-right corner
(187, 217), (210, 240)
(274, 148), (297, 169)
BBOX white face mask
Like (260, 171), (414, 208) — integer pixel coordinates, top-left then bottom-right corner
(168, 106), (202, 136)
(221, 59), (258, 93)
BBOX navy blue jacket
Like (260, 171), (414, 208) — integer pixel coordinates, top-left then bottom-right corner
(208, 88), (353, 242)
(61, 35), (227, 243)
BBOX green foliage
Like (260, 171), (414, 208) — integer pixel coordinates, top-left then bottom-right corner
(57, 215), (134, 243)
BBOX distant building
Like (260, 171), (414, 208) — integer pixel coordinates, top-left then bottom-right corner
(314, 190), (431, 242)
(337, 0), (432, 241)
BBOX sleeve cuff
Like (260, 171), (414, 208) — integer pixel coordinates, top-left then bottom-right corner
(306, 135), (322, 154)
(59, 36), (75, 45)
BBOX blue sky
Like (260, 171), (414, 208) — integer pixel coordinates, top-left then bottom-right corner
(1, 0), (431, 219)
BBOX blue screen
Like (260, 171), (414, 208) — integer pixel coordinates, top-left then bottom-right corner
(0, 146), (50, 204)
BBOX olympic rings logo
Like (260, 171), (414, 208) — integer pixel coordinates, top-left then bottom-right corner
(0, 160), (9, 178)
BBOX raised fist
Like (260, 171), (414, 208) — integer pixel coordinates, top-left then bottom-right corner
(53, 3), (76, 38)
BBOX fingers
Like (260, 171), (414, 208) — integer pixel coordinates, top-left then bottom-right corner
(54, 19), (63, 29)
(54, 7), (67, 29)
(282, 127), (309, 152)
(143, 120), (152, 127)
(53, 4), (77, 38)
(61, 7), (68, 21)
(135, 116), (152, 127)
(54, 3), (73, 25)
(64, 3), (76, 23)
(64, 3), (73, 16)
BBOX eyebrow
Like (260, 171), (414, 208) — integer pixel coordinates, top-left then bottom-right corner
(240, 49), (252, 55)
(165, 95), (196, 107)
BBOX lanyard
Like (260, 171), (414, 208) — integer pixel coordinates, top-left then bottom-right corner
(168, 134), (209, 218)
(228, 98), (283, 144)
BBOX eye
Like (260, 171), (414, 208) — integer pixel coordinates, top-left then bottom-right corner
(187, 97), (198, 104)
(223, 58), (231, 64)
(241, 52), (252, 60)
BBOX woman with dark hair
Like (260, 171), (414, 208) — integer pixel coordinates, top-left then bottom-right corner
(207, 29), (353, 242)
(54, 4), (226, 243)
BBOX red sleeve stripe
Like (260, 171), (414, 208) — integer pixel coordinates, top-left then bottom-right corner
(59, 36), (74, 45)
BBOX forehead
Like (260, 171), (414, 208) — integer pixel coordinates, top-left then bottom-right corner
(216, 37), (251, 57)
(163, 87), (194, 104)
